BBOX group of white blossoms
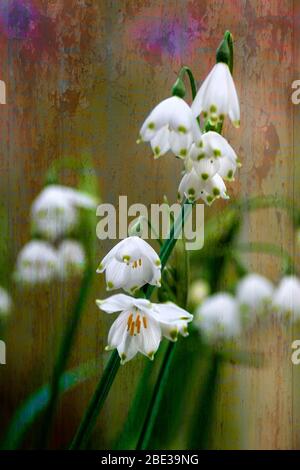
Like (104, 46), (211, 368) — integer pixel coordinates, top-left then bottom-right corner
(15, 185), (97, 284)
(138, 61), (240, 206)
(194, 273), (300, 343)
(97, 60), (241, 364)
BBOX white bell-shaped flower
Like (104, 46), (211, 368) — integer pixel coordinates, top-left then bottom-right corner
(191, 62), (240, 127)
(236, 273), (274, 319)
(97, 236), (161, 294)
(31, 185), (97, 241)
(273, 276), (300, 320)
(139, 96), (202, 159)
(96, 294), (193, 364)
(15, 240), (59, 285)
(0, 287), (12, 318)
(188, 131), (239, 182)
(178, 168), (229, 206)
(58, 240), (86, 279)
(195, 292), (240, 342)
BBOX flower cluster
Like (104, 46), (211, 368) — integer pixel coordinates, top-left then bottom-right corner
(194, 273), (300, 343)
(97, 237), (193, 364)
(15, 185), (96, 285)
(138, 61), (240, 206)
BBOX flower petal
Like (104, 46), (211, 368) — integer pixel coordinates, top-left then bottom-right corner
(137, 314), (161, 360)
(96, 293), (134, 314)
(150, 126), (170, 158)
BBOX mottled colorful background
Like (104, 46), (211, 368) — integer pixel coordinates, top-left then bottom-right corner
(0, 0), (299, 449)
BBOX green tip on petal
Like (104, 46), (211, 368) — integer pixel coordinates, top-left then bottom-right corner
(213, 187), (220, 196)
(147, 351), (155, 361)
(233, 120), (240, 128)
(107, 281), (114, 290)
(120, 353), (127, 365)
(96, 263), (103, 273)
(170, 329), (178, 341)
(201, 173), (209, 181)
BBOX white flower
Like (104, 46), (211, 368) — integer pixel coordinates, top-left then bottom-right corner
(58, 240), (86, 279)
(188, 279), (210, 309)
(236, 273), (274, 315)
(187, 131), (240, 182)
(96, 294), (193, 364)
(178, 167), (229, 205)
(97, 236), (161, 294)
(273, 276), (300, 320)
(139, 96), (202, 159)
(191, 62), (240, 127)
(31, 185), (97, 241)
(195, 293), (240, 341)
(0, 287), (12, 318)
(14, 240), (59, 285)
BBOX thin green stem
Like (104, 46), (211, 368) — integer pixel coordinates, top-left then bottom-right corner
(136, 341), (176, 450)
(69, 200), (193, 449)
(179, 66), (197, 100)
(38, 266), (93, 448)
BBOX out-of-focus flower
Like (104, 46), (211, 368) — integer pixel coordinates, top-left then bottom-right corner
(187, 131), (240, 182)
(188, 279), (210, 310)
(96, 294), (193, 364)
(14, 240), (59, 285)
(236, 273), (274, 319)
(97, 236), (161, 294)
(191, 62), (240, 128)
(31, 185), (97, 241)
(0, 287), (12, 318)
(195, 292), (240, 342)
(138, 96), (202, 159)
(273, 276), (300, 320)
(178, 167), (229, 205)
(58, 240), (86, 279)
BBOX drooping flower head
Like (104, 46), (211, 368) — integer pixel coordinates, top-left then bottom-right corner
(14, 240), (59, 285)
(58, 240), (86, 279)
(236, 273), (274, 322)
(178, 167), (229, 206)
(273, 276), (300, 321)
(195, 292), (240, 342)
(187, 131), (240, 182)
(97, 236), (161, 294)
(96, 294), (193, 364)
(31, 185), (97, 241)
(191, 62), (240, 128)
(138, 96), (202, 159)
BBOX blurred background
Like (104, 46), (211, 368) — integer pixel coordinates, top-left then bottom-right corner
(0, 0), (299, 450)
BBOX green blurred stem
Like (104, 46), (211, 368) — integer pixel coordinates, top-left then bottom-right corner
(136, 341), (176, 450)
(38, 266), (93, 448)
(70, 201), (193, 449)
(188, 351), (222, 450)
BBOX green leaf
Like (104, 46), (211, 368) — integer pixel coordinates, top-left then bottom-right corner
(1, 360), (100, 450)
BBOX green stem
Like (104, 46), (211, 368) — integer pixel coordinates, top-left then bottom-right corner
(69, 201), (193, 449)
(136, 341), (176, 450)
(179, 66), (198, 100)
(38, 266), (93, 448)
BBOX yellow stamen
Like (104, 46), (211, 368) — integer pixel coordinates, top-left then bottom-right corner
(138, 258), (142, 266)
(136, 315), (141, 334)
(143, 316), (148, 329)
(130, 321), (135, 336)
(127, 313), (133, 331)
